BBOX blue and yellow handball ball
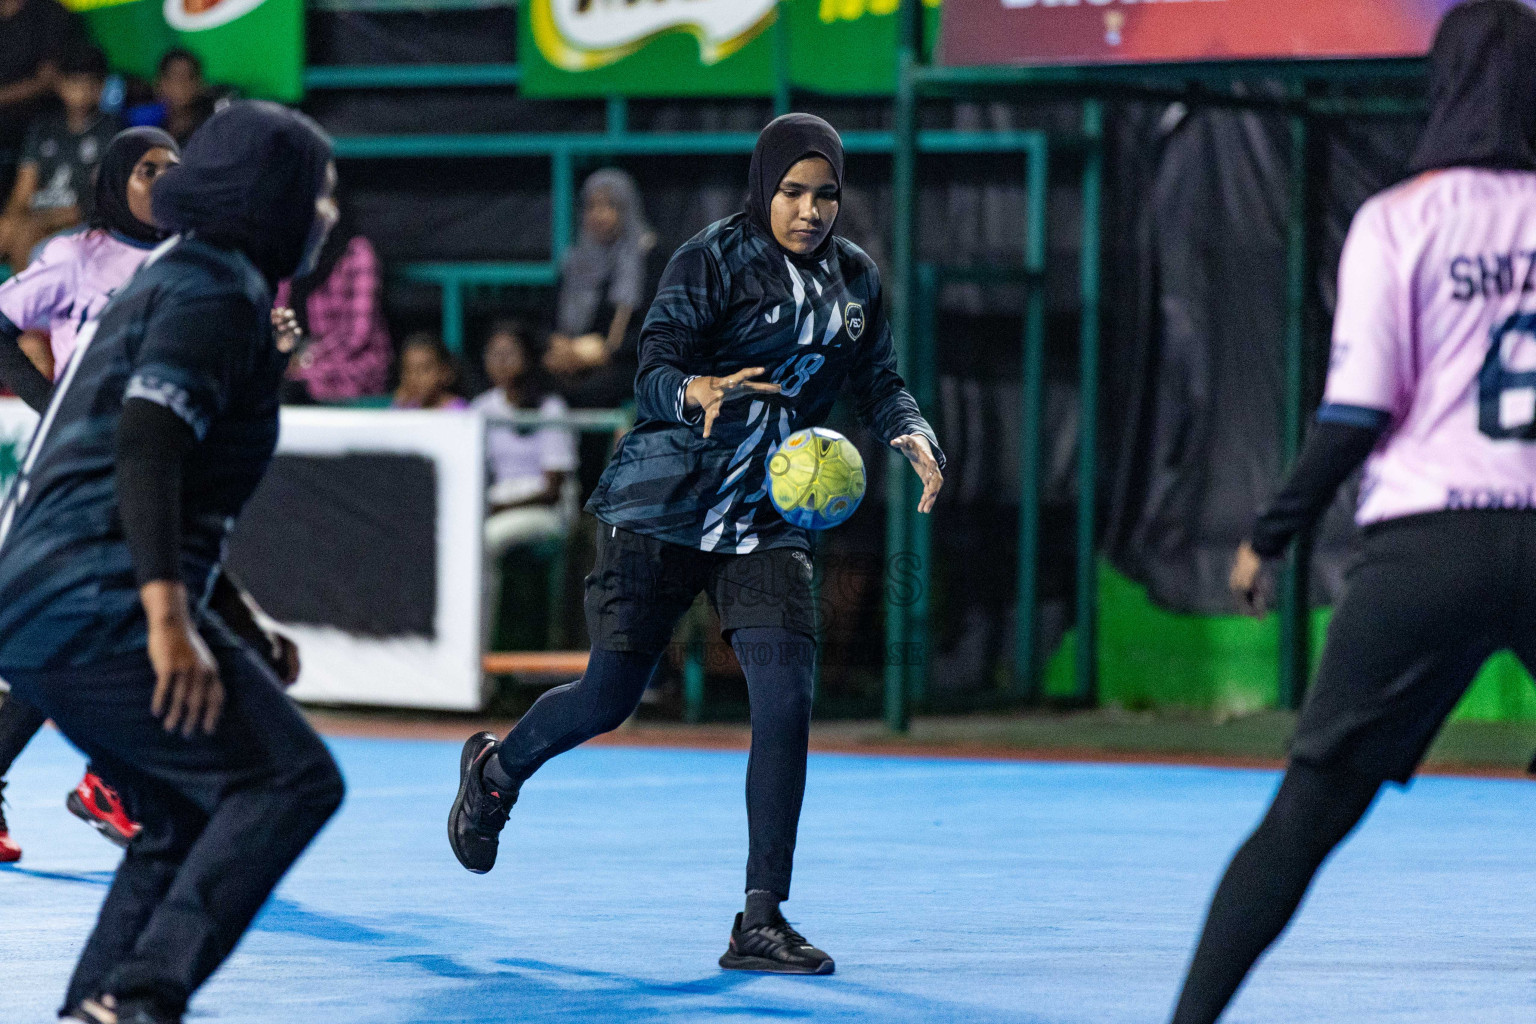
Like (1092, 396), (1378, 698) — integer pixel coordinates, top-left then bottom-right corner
(767, 427), (866, 530)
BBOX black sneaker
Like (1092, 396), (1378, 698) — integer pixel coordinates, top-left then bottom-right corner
(447, 732), (513, 874)
(719, 911), (835, 975)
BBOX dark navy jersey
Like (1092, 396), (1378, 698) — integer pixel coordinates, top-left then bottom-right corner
(0, 236), (284, 670)
(587, 213), (944, 554)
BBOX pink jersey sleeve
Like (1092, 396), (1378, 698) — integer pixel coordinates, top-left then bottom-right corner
(0, 234), (75, 332)
(1322, 198), (1412, 422)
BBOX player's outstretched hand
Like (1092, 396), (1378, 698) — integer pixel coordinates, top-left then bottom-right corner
(891, 434), (943, 513)
(1230, 541), (1267, 618)
(685, 367), (782, 438)
(143, 581), (225, 737)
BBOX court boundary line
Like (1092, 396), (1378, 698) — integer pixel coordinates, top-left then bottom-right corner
(301, 713), (1535, 781)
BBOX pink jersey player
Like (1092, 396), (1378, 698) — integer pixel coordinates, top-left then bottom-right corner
(0, 228), (157, 372)
(1325, 167), (1536, 525)
(0, 126), (179, 867)
(1188, 10), (1536, 1024)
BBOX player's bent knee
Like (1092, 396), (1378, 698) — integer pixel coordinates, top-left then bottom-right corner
(284, 748), (346, 820)
(309, 758), (347, 819)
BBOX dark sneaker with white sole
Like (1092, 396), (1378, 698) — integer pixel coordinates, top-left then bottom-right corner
(447, 732), (513, 874)
(719, 911), (835, 975)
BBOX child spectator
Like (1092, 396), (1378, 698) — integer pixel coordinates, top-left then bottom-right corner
(474, 321), (577, 629)
(393, 331), (467, 409)
(476, 321), (577, 531)
(0, 44), (116, 270)
(125, 47), (214, 146)
(273, 196), (391, 403)
(543, 167), (654, 409)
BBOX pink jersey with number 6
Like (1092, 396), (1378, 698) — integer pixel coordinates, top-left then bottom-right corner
(0, 229), (155, 376)
(1324, 167), (1536, 525)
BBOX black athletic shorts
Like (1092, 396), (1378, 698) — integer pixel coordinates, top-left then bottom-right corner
(583, 523), (817, 654)
(1291, 509), (1536, 784)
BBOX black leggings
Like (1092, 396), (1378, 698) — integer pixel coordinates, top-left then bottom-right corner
(0, 691), (48, 777)
(10, 640), (343, 1017)
(497, 626), (816, 899)
(1169, 759), (1383, 1024)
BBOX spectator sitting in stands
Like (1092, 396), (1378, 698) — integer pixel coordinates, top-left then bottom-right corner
(543, 167), (654, 409)
(475, 321), (578, 628)
(0, 0), (84, 203)
(0, 44), (116, 270)
(273, 195), (391, 403)
(393, 331), (467, 409)
(126, 47), (215, 146)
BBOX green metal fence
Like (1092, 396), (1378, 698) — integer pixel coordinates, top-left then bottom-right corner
(887, 0), (1429, 728)
(305, 2), (1431, 729)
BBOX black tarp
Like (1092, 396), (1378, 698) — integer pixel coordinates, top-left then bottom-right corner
(1104, 102), (1424, 616)
(227, 453), (439, 638)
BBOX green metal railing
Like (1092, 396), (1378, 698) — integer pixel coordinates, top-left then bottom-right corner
(342, 124), (1052, 354)
(889, 16), (1431, 727)
(305, 10), (1430, 729)
(305, 63), (522, 90)
(309, 0), (511, 12)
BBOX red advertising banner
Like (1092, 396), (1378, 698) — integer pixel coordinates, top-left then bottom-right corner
(939, 0), (1511, 67)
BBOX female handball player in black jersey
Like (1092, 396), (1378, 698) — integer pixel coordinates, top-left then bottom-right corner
(449, 113), (945, 974)
(0, 101), (343, 1024)
(1173, 3), (1536, 1020)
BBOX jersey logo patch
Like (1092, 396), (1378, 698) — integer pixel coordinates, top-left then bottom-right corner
(845, 302), (865, 341)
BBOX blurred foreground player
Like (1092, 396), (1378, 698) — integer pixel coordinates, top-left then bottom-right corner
(0, 102), (343, 1024)
(1173, 3), (1536, 1021)
(0, 125), (182, 860)
(449, 113), (944, 974)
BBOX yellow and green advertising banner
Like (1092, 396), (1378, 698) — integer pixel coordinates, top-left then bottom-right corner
(64, 0), (303, 103)
(521, 0), (939, 98)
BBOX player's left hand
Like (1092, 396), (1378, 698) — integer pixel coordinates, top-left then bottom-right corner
(267, 631), (300, 687)
(891, 434), (943, 513)
(1230, 541), (1268, 618)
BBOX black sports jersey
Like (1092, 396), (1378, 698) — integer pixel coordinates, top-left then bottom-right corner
(0, 236), (284, 670)
(587, 213), (943, 554)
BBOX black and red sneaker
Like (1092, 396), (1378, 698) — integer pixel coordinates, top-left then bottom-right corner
(67, 773), (141, 848)
(719, 910), (835, 975)
(0, 780), (20, 863)
(447, 732), (514, 874)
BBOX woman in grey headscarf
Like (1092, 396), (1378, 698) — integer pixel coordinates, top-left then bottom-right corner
(543, 167), (655, 408)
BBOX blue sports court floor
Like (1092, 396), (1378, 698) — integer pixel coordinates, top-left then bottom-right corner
(8, 727), (1536, 1023)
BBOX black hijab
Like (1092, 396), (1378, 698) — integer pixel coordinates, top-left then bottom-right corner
(152, 100), (334, 284)
(89, 127), (178, 245)
(745, 113), (844, 261)
(1409, 0), (1536, 174)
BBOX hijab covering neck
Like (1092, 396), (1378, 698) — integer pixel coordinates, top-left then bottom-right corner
(152, 100), (334, 284)
(89, 127), (178, 246)
(745, 113), (844, 262)
(1409, 0), (1536, 175)
(557, 167), (652, 336)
